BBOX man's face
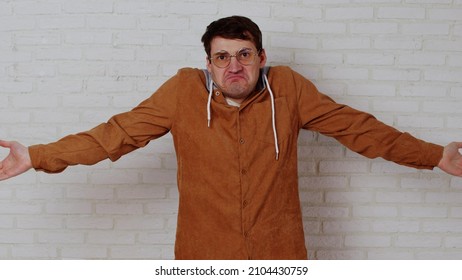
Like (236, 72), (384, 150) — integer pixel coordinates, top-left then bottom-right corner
(206, 37), (267, 103)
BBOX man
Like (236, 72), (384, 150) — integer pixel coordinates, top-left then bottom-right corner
(0, 16), (461, 259)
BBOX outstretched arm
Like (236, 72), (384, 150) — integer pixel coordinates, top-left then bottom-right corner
(0, 140), (32, 181)
(438, 142), (462, 177)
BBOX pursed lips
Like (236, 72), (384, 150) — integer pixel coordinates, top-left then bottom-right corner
(225, 74), (246, 82)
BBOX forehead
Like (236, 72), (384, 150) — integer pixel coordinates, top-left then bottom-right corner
(210, 37), (256, 53)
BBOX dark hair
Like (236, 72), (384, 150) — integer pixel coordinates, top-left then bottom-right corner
(201, 15), (263, 58)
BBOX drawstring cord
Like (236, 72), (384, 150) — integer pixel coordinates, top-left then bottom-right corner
(264, 74), (279, 160)
(207, 78), (213, 127)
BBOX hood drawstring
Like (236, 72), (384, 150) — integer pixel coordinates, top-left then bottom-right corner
(207, 78), (213, 127)
(263, 74), (279, 160)
(205, 70), (279, 160)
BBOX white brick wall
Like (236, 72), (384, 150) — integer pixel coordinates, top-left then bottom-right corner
(0, 0), (461, 260)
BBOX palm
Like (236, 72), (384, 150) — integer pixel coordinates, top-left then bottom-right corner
(0, 140), (32, 181)
(438, 142), (462, 177)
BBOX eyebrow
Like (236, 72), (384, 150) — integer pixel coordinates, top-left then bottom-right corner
(212, 47), (253, 55)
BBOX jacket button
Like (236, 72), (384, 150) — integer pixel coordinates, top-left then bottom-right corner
(215, 91), (220, 96)
(241, 169), (247, 175)
(239, 138), (245, 144)
(243, 200), (248, 208)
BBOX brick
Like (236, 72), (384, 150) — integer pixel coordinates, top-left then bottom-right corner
(398, 53), (446, 66)
(374, 36), (422, 50)
(423, 101), (462, 114)
(0, 50), (32, 62)
(399, 85), (446, 98)
(326, 191), (374, 203)
(297, 22), (346, 34)
(395, 235), (441, 248)
(62, 1), (113, 14)
(15, 32), (61, 45)
(372, 69), (421, 81)
(0, 111), (30, 124)
(13, 2), (61, 15)
(12, 246), (58, 259)
(61, 246), (108, 259)
(373, 100), (419, 113)
(64, 31), (112, 45)
(87, 231), (136, 245)
(402, 23), (450, 35)
(87, 15), (137, 29)
(274, 6), (322, 19)
(323, 221), (370, 233)
(429, 9), (462, 20)
(350, 23), (398, 34)
(348, 84), (396, 97)
(0, 17), (36, 31)
(110, 245), (162, 259)
(114, 216), (164, 230)
(402, 177), (449, 189)
(66, 217), (114, 229)
(46, 202), (92, 214)
(115, 31), (163, 46)
(376, 192), (422, 203)
(317, 250), (366, 260)
(17, 216), (63, 229)
(11, 94), (59, 108)
(320, 160), (369, 173)
(38, 231), (85, 244)
(299, 176), (348, 189)
(377, 7), (425, 19)
(345, 235), (391, 247)
(424, 70), (462, 83)
(303, 206), (349, 218)
(372, 220), (419, 233)
(397, 115), (444, 128)
(322, 37), (371, 50)
(401, 206), (448, 218)
(325, 7), (374, 20)
(116, 186), (166, 200)
(353, 206), (398, 218)
(66, 187), (114, 200)
(95, 203), (143, 215)
(271, 36), (318, 49)
(37, 16), (85, 29)
(114, 1), (165, 15)
(346, 53), (395, 66)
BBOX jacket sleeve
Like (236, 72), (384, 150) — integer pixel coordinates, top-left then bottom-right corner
(292, 70), (443, 170)
(29, 71), (183, 173)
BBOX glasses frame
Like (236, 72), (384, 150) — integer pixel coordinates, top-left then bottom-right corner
(209, 48), (261, 68)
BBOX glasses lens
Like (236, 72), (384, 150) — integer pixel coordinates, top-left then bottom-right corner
(212, 53), (230, 68)
(237, 50), (255, 65)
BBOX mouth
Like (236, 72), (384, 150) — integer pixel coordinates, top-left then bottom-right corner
(225, 74), (246, 82)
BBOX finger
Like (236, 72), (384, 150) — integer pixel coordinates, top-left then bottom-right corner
(455, 142), (462, 149)
(0, 140), (12, 148)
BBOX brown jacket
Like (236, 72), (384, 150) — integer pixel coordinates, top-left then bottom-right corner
(29, 66), (443, 259)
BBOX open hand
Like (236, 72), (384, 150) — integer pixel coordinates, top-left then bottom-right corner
(0, 140), (32, 181)
(438, 142), (462, 177)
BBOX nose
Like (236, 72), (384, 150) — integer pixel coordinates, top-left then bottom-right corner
(227, 56), (243, 72)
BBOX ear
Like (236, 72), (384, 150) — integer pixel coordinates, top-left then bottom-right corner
(206, 56), (212, 72)
(258, 49), (267, 68)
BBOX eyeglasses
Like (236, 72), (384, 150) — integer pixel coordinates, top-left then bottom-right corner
(209, 48), (260, 68)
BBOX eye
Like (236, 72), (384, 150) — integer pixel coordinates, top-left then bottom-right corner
(214, 53), (230, 61)
(239, 51), (251, 58)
